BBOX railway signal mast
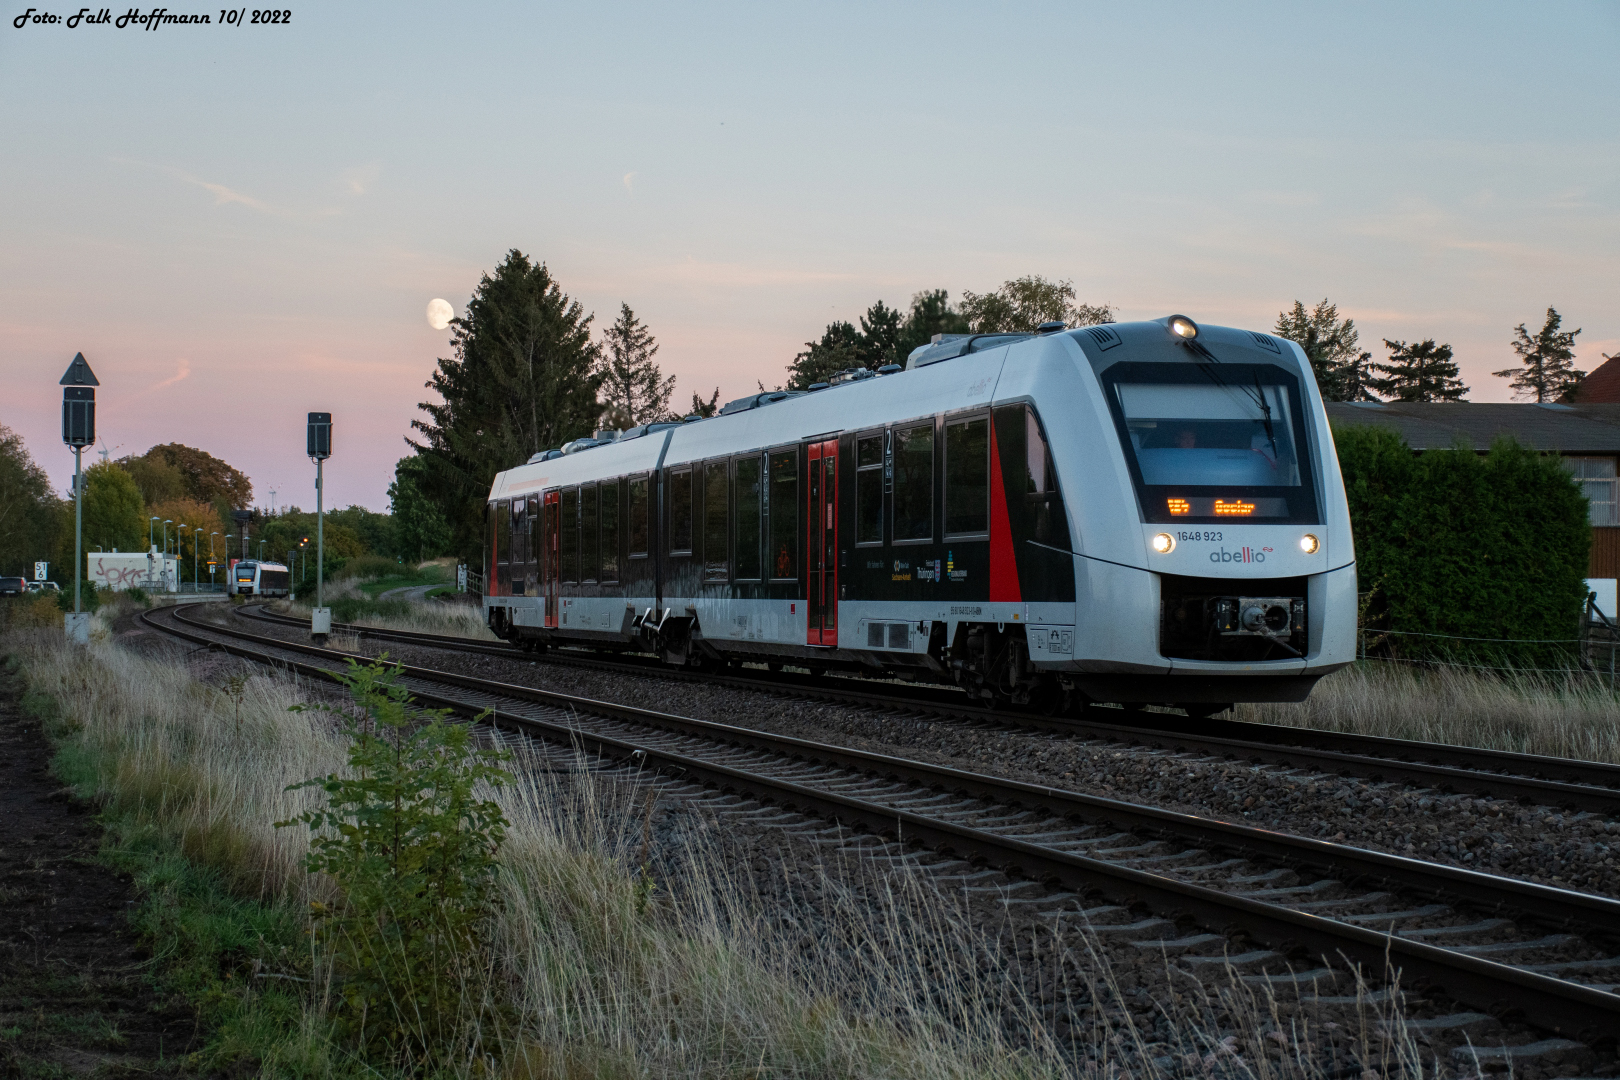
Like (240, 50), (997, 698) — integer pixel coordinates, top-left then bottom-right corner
(308, 412), (331, 642)
(59, 353), (98, 644)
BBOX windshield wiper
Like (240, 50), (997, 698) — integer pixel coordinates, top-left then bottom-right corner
(1184, 339), (1278, 453)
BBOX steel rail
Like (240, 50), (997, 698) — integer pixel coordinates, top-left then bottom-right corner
(146, 603), (1620, 1038)
(242, 604), (1620, 811)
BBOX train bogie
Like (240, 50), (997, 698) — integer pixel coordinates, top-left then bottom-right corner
(481, 316), (1356, 712)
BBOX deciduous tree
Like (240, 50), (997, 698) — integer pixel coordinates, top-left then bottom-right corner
(56, 461), (145, 575)
(146, 497), (222, 561)
(389, 456), (452, 564)
(1494, 307), (1583, 402)
(1274, 299), (1373, 402)
(959, 276), (1114, 333)
(130, 443), (253, 509)
(117, 453), (186, 506)
(0, 424), (60, 578)
(1367, 339), (1468, 402)
(597, 303), (674, 429)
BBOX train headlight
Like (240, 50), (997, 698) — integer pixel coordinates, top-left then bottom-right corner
(1300, 533), (1320, 554)
(1151, 532), (1175, 554)
(1167, 314), (1200, 340)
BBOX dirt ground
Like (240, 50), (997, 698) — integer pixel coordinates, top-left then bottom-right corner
(0, 661), (202, 1078)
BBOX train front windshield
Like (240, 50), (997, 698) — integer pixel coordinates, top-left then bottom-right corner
(1104, 362), (1319, 525)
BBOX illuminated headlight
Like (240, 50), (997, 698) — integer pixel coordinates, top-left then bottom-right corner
(1151, 532), (1175, 554)
(1300, 533), (1320, 554)
(1167, 314), (1199, 340)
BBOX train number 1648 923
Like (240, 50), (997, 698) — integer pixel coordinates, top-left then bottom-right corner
(1176, 531), (1223, 542)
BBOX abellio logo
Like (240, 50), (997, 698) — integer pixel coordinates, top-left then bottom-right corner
(1210, 547), (1266, 563)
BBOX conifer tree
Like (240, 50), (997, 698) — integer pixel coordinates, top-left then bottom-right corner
(1367, 338), (1469, 402)
(411, 250), (601, 561)
(1494, 307), (1584, 402)
(1274, 298), (1373, 402)
(597, 303), (675, 429)
(784, 320), (863, 390)
(686, 387), (721, 418)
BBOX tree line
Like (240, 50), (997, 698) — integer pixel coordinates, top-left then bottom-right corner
(3, 243), (1603, 582)
(0, 434), (455, 583)
(1279, 299), (1598, 405)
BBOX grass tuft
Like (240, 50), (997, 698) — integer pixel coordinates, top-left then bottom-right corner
(1245, 659), (1620, 763)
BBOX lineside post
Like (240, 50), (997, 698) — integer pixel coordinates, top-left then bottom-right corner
(307, 412), (331, 641)
(59, 352), (98, 644)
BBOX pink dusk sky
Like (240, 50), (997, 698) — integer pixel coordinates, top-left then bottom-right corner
(3, 1), (1617, 513)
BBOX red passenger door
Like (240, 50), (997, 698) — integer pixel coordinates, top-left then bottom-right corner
(806, 438), (839, 647)
(543, 490), (561, 628)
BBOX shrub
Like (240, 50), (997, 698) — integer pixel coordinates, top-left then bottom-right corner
(279, 659), (511, 1066)
(2, 593), (66, 630)
(331, 596), (410, 623)
(1336, 428), (1590, 665)
(125, 585), (150, 606)
(54, 581), (102, 614)
(336, 554), (402, 582)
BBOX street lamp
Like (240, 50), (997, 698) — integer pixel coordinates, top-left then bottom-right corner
(307, 412), (331, 641)
(210, 532), (219, 590)
(148, 516), (160, 588)
(59, 352), (98, 643)
(193, 526), (202, 591)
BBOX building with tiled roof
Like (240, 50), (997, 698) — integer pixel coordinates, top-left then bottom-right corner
(1573, 354), (1620, 404)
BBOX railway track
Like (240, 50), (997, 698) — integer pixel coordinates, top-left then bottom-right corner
(241, 603), (1620, 814)
(143, 601), (1620, 1047)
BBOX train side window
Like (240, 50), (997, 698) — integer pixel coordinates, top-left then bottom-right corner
(560, 487), (578, 583)
(892, 423), (933, 542)
(1025, 405), (1070, 547)
(509, 498), (525, 571)
(488, 501), (498, 578)
(581, 482), (599, 583)
(600, 479), (620, 582)
(668, 466), (694, 554)
(945, 416), (989, 537)
(855, 433), (884, 545)
(703, 461), (729, 581)
(734, 455), (762, 580)
(628, 474), (649, 557)
(493, 498), (511, 592)
(768, 450), (797, 580)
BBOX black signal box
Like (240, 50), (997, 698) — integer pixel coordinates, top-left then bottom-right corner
(307, 412), (331, 461)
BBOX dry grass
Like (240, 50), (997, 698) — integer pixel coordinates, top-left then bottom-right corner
(0, 612), (1438, 1078)
(1242, 659), (1620, 764)
(279, 585), (497, 641)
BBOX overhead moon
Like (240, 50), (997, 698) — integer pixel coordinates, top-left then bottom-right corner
(426, 298), (454, 330)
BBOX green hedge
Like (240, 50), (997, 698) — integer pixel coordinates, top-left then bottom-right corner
(1335, 427), (1590, 666)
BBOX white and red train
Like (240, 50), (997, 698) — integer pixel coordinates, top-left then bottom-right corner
(482, 316), (1357, 714)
